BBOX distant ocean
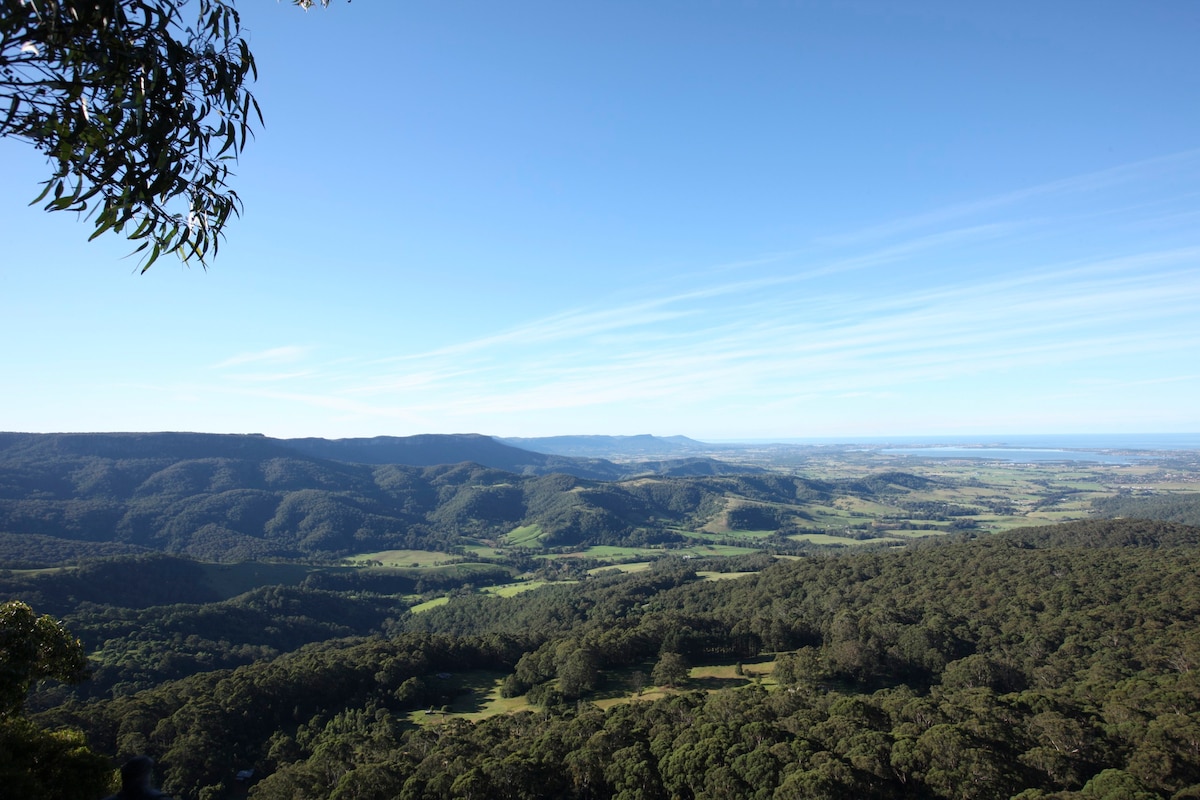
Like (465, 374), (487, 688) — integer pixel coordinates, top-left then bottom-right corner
(716, 433), (1200, 464)
(724, 433), (1200, 449)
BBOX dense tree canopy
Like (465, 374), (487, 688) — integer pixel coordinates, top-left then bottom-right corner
(0, 0), (329, 269)
(0, 601), (111, 799)
(18, 519), (1200, 799)
(0, 599), (88, 716)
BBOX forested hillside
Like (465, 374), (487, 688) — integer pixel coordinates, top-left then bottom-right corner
(1092, 492), (1200, 527)
(6, 432), (1200, 798)
(21, 519), (1200, 800)
(0, 432), (929, 563)
(280, 434), (625, 478)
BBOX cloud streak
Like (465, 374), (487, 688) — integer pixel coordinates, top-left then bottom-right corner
(211, 346), (311, 370)
(816, 148), (1200, 247)
(227, 250), (1196, 424)
(195, 152), (1200, 435)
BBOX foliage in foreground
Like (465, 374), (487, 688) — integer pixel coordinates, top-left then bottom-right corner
(0, 1), (330, 267)
(0, 600), (112, 797)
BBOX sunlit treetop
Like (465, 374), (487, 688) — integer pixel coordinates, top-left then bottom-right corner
(0, 600), (88, 717)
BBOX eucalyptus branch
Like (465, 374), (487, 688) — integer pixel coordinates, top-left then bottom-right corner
(0, 0), (336, 270)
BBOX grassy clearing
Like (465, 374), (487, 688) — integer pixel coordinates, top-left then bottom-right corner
(691, 656), (777, 682)
(405, 648), (975, 723)
(1024, 511), (1088, 522)
(885, 530), (943, 539)
(537, 545), (678, 563)
(344, 549), (457, 567)
(697, 570), (758, 581)
(574, 545), (662, 558)
(588, 562), (653, 575)
(482, 581), (554, 597)
(682, 543), (762, 557)
(837, 497), (898, 515)
(389, 652), (792, 726)
(409, 596), (450, 613)
(565, 543), (764, 559)
(404, 670), (532, 725)
(592, 656), (781, 709)
(461, 544), (507, 559)
(786, 533), (871, 547)
(723, 529), (779, 539)
(504, 524), (544, 546)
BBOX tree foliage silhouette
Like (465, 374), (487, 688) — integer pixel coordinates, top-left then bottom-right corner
(0, 0), (332, 269)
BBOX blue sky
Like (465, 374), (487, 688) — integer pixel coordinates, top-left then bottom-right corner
(2, 1), (1198, 440)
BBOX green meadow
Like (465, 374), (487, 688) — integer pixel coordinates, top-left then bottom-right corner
(344, 549), (460, 567)
(503, 524), (544, 546)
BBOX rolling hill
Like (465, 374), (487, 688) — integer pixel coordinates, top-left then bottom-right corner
(0, 432), (912, 564)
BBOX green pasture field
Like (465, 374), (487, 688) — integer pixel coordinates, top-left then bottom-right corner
(690, 656), (777, 683)
(682, 528), (782, 545)
(680, 543), (761, 557)
(588, 562), (653, 575)
(412, 656), (788, 724)
(344, 549), (459, 567)
(1153, 481), (1200, 491)
(1024, 510), (1089, 523)
(795, 508), (861, 528)
(535, 542), (759, 564)
(885, 529), (944, 539)
(461, 544), (507, 559)
(784, 459), (1183, 535)
(1056, 480), (1107, 491)
(982, 516), (1048, 532)
(835, 496), (898, 516)
(482, 581), (555, 597)
(787, 533), (898, 547)
(722, 529), (779, 539)
(536, 545), (656, 560)
(409, 596), (450, 613)
(697, 570), (758, 581)
(403, 670), (532, 725)
(504, 524), (544, 546)
(667, 534), (775, 556)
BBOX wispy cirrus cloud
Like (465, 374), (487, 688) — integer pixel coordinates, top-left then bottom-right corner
(188, 151), (1200, 435)
(296, 243), (1199, 423)
(211, 345), (311, 370)
(816, 148), (1200, 247)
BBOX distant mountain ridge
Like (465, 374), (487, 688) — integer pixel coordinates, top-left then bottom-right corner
(0, 431), (294, 462)
(0, 431), (758, 481)
(282, 434), (627, 479)
(0, 431), (810, 564)
(501, 434), (717, 458)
